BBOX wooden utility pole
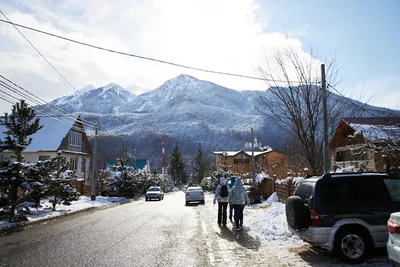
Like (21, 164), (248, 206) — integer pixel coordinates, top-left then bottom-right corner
(321, 64), (331, 173)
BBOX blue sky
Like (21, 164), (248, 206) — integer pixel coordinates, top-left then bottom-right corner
(0, 0), (398, 111)
(263, 0), (399, 97)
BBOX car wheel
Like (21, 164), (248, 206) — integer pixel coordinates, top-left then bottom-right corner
(145, 198), (148, 201)
(185, 201), (189, 206)
(200, 200), (205, 205)
(333, 227), (370, 264)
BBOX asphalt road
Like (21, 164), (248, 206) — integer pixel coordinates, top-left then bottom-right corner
(0, 192), (209, 267)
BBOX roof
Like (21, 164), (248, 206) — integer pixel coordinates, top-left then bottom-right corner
(344, 117), (400, 143)
(0, 116), (80, 151)
(212, 149), (274, 157)
(330, 117), (400, 149)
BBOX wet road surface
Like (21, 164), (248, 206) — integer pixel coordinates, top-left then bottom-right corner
(0, 192), (208, 267)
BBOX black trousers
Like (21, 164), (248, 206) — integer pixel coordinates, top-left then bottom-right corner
(217, 202), (228, 225)
(229, 203), (233, 219)
(233, 204), (245, 228)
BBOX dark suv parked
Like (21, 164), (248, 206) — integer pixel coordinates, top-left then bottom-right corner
(286, 172), (400, 264)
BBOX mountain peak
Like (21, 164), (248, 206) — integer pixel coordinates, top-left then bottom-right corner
(74, 84), (95, 96)
(102, 83), (122, 90)
(169, 74), (199, 83)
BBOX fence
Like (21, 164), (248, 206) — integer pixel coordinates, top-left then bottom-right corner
(73, 180), (106, 196)
(274, 180), (296, 202)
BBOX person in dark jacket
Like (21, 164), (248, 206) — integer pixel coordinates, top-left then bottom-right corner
(213, 177), (230, 226)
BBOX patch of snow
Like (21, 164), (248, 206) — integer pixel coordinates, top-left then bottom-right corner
(0, 196), (128, 229)
(255, 172), (269, 183)
(265, 192), (279, 205)
(246, 202), (302, 243)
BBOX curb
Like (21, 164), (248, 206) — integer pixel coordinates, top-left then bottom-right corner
(0, 200), (130, 237)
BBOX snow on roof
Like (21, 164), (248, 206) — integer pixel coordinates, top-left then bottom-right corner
(212, 149), (273, 157)
(0, 117), (76, 151)
(350, 123), (400, 143)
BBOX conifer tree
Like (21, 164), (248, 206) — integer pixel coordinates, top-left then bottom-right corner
(167, 144), (188, 186)
(193, 143), (207, 184)
(46, 153), (80, 210)
(0, 100), (43, 220)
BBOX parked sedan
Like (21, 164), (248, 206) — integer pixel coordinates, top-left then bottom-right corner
(185, 187), (205, 205)
(145, 186), (164, 201)
(388, 212), (400, 266)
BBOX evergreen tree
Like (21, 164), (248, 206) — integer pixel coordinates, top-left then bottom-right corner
(167, 144), (188, 186)
(192, 143), (207, 184)
(107, 145), (145, 198)
(46, 153), (80, 210)
(0, 100), (43, 220)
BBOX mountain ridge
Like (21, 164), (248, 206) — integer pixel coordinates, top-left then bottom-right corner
(44, 74), (398, 171)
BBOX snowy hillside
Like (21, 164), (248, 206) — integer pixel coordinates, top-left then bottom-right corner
(50, 83), (136, 114)
(42, 74), (398, 168)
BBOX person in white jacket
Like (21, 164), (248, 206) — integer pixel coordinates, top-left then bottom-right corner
(213, 177), (230, 226)
(228, 178), (249, 231)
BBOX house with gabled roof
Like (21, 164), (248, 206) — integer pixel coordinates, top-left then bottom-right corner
(329, 117), (400, 172)
(212, 148), (288, 178)
(0, 116), (92, 182)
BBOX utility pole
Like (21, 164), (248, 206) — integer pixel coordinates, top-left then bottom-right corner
(251, 128), (256, 185)
(91, 124), (98, 201)
(321, 64), (331, 173)
(162, 135), (165, 177)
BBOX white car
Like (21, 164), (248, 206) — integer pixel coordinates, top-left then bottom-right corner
(145, 186), (164, 201)
(185, 187), (205, 205)
(388, 212), (400, 266)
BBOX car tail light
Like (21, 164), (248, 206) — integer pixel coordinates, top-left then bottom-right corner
(388, 219), (400, 234)
(186, 192), (189, 196)
(310, 209), (320, 227)
(200, 191), (204, 195)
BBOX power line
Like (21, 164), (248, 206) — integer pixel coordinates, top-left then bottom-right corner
(0, 75), (100, 128)
(0, 94), (14, 105)
(0, 78), (92, 128)
(0, 10), (76, 92)
(327, 83), (381, 117)
(0, 18), (319, 84)
(0, 78), (124, 150)
(0, 85), (97, 133)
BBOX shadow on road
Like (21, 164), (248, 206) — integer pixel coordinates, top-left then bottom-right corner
(185, 202), (204, 207)
(215, 222), (261, 251)
(290, 243), (390, 266)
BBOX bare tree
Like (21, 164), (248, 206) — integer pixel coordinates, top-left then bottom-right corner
(256, 47), (343, 174)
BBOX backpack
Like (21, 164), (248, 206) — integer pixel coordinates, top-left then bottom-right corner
(220, 185), (228, 197)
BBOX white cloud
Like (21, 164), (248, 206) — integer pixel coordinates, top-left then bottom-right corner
(0, 0), (396, 115)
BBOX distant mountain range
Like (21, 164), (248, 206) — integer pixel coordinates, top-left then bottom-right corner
(43, 74), (398, 171)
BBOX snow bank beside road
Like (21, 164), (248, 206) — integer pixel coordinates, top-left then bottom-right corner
(0, 196), (128, 230)
(246, 201), (302, 244)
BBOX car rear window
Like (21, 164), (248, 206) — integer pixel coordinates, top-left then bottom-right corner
(294, 180), (316, 201)
(187, 187), (202, 191)
(384, 179), (400, 201)
(148, 187), (160, 191)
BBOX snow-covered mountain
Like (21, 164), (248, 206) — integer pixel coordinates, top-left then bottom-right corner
(51, 83), (136, 114)
(45, 74), (398, 169)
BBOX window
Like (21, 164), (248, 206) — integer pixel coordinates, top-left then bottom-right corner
(69, 131), (82, 147)
(39, 155), (50, 161)
(81, 158), (86, 172)
(234, 153), (249, 164)
(349, 177), (389, 206)
(70, 158), (78, 171)
(384, 179), (400, 201)
(234, 159), (249, 164)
